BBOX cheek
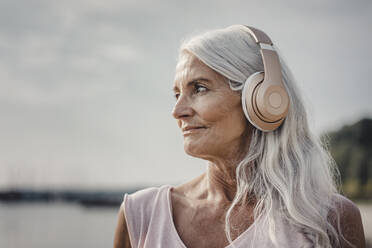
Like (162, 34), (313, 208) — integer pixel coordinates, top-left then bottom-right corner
(197, 96), (234, 123)
(182, 112), (246, 158)
(198, 103), (247, 146)
(212, 110), (246, 141)
(198, 95), (245, 130)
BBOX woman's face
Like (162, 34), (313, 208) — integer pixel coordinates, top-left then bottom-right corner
(172, 52), (250, 161)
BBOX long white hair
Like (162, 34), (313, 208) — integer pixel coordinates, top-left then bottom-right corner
(177, 25), (348, 247)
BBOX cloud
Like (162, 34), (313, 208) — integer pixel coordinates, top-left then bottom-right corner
(0, 0), (371, 188)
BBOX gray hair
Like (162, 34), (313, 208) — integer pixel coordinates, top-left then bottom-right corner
(177, 25), (349, 247)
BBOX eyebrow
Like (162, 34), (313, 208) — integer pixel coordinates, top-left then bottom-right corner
(172, 77), (211, 92)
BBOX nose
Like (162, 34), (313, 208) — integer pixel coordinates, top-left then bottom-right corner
(171, 95), (194, 120)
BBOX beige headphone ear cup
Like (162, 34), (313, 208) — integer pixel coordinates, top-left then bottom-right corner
(255, 83), (289, 122)
(242, 72), (285, 132)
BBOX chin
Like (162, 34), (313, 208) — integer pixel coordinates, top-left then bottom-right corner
(183, 140), (210, 159)
(183, 143), (198, 157)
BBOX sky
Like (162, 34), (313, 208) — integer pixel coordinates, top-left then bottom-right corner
(0, 0), (371, 190)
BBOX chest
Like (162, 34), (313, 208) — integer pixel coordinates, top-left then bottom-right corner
(171, 201), (254, 248)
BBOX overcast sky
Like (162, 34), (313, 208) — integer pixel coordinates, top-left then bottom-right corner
(0, 0), (371, 190)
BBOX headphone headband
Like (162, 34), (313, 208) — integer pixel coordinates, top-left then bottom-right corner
(244, 25), (273, 45)
(241, 25), (290, 132)
(244, 25), (283, 89)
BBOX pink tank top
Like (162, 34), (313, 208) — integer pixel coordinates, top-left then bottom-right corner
(121, 184), (312, 248)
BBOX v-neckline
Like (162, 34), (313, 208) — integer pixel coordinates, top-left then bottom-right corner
(165, 185), (259, 248)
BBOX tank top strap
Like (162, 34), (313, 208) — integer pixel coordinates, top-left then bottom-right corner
(121, 185), (171, 248)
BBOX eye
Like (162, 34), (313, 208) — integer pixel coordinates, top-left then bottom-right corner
(173, 83), (208, 100)
(194, 83), (208, 94)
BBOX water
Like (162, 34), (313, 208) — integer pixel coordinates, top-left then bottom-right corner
(0, 202), (120, 248)
(0, 202), (371, 247)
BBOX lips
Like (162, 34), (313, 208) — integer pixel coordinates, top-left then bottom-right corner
(181, 126), (206, 132)
(181, 126), (207, 136)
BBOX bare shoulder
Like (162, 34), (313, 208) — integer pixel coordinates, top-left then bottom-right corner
(329, 194), (366, 248)
(113, 205), (132, 248)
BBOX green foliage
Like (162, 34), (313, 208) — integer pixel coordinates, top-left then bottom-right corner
(322, 118), (372, 200)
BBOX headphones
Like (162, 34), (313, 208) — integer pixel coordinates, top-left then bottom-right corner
(241, 26), (290, 132)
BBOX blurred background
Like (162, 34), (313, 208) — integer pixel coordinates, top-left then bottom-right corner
(0, 0), (371, 247)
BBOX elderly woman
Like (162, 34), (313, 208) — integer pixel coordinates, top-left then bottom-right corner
(114, 25), (365, 248)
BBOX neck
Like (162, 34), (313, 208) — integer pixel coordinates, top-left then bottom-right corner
(205, 161), (238, 202)
(203, 128), (252, 203)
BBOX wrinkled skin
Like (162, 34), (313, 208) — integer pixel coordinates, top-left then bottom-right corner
(113, 52), (366, 248)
